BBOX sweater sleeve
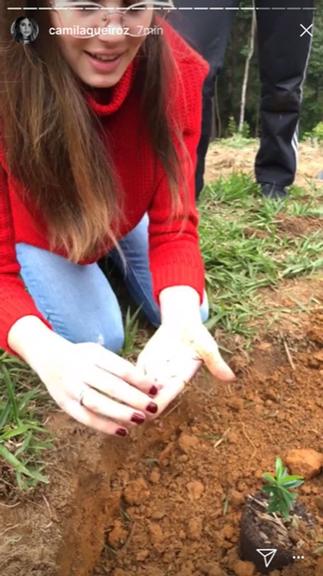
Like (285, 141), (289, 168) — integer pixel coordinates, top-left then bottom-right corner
(0, 164), (53, 357)
(148, 52), (210, 305)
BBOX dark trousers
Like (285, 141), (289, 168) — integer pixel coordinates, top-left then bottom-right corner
(169, 1), (314, 196)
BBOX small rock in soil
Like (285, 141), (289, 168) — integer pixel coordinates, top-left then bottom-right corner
(285, 448), (323, 479)
(149, 467), (160, 484)
(187, 517), (203, 540)
(178, 560), (195, 575)
(308, 314), (323, 345)
(123, 477), (150, 505)
(315, 557), (323, 576)
(150, 507), (165, 520)
(148, 521), (164, 546)
(178, 432), (200, 453)
(224, 548), (240, 569)
(186, 480), (205, 500)
(135, 549), (149, 562)
(163, 550), (176, 563)
(228, 431), (240, 444)
(222, 524), (235, 541)
(288, 527), (300, 544)
(263, 389), (278, 402)
(237, 479), (249, 492)
(158, 442), (175, 464)
(223, 538), (235, 550)
(314, 350), (323, 362)
(315, 496), (323, 511)
(227, 397), (244, 412)
(256, 341), (272, 351)
(107, 520), (128, 547)
(178, 454), (189, 462)
(301, 484), (313, 494)
(230, 490), (245, 507)
(145, 568), (164, 576)
(200, 562), (226, 576)
(232, 559), (256, 576)
(307, 356), (322, 369)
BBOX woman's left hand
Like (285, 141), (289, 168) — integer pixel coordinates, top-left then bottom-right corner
(136, 322), (235, 418)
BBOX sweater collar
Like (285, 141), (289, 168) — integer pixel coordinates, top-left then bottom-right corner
(85, 56), (138, 116)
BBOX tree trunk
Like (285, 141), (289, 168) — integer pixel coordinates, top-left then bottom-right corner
(239, 3), (256, 133)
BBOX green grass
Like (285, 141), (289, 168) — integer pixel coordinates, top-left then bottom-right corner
(217, 134), (256, 149)
(121, 305), (142, 358)
(0, 352), (53, 492)
(199, 172), (323, 339)
(1, 169), (323, 491)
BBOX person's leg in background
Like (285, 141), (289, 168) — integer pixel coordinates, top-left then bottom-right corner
(195, 67), (216, 196)
(168, 1), (238, 198)
(255, 0), (314, 198)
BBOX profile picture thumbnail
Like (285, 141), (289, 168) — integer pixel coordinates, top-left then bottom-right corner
(11, 16), (39, 45)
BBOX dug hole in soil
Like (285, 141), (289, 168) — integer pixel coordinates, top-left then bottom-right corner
(0, 279), (322, 576)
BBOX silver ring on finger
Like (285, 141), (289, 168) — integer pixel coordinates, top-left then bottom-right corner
(78, 386), (88, 407)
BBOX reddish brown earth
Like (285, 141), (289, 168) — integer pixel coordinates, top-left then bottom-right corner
(0, 277), (322, 576)
(0, 143), (322, 576)
(92, 298), (323, 576)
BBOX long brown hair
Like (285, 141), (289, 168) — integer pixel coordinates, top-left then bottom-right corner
(0, 1), (191, 262)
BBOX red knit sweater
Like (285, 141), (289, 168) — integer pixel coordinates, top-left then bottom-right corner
(0, 20), (209, 356)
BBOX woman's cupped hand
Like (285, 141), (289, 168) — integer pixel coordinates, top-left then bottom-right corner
(34, 322), (235, 436)
(136, 322), (236, 416)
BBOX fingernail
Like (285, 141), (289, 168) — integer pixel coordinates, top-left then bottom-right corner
(146, 401), (158, 414)
(227, 367), (236, 380)
(131, 412), (145, 425)
(149, 385), (158, 397)
(115, 427), (128, 437)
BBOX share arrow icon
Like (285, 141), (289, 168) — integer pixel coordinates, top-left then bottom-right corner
(256, 548), (277, 568)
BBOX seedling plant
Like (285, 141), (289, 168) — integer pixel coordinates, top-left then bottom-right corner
(262, 457), (304, 520)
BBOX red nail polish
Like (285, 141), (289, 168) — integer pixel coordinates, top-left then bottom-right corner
(131, 412), (145, 424)
(115, 427), (128, 437)
(149, 385), (158, 397)
(146, 402), (158, 414)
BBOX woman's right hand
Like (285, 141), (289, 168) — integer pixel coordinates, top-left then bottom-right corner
(33, 337), (161, 437)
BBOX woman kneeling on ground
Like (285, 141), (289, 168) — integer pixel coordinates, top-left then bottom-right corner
(0, 0), (235, 437)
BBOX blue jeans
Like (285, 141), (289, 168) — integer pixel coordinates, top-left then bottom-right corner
(16, 214), (209, 352)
